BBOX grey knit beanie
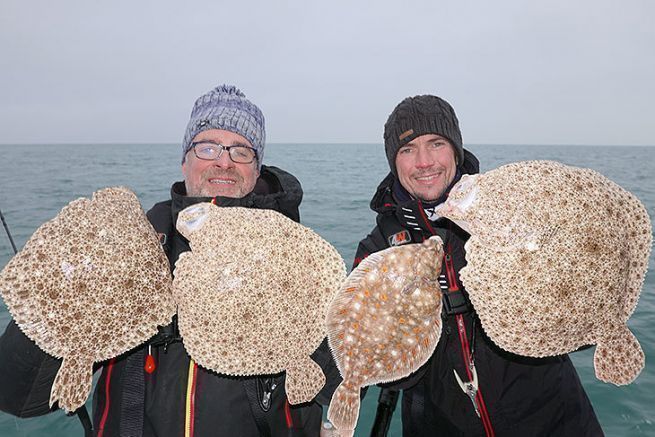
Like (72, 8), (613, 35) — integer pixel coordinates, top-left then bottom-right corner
(182, 85), (266, 169)
(383, 95), (463, 177)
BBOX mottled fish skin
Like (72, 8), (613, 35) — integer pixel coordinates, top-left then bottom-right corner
(326, 236), (444, 433)
(173, 203), (346, 405)
(0, 187), (175, 412)
(437, 160), (651, 385)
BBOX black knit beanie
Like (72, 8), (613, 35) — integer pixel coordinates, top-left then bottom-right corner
(384, 95), (464, 177)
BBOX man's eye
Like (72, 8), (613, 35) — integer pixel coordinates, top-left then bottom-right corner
(399, 148), (412, 154)
(233, 148), (248, 158)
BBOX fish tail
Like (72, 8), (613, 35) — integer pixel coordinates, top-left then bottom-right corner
(285, 357), (326, 405)
(49, 357), (93, 413)
(327, 381), (360, 435)
(594, 325), (645, 385)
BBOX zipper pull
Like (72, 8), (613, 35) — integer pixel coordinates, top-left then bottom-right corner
(144, 344), (156, 374)
(261, 391), (271, 410)
(260, 379), (277, 411)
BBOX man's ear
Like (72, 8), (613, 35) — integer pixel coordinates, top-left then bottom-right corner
(181, 156), (189, 179)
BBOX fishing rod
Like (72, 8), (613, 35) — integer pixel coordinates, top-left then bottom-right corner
(0, 208), (93, 437)
(0, 209), (18, 254)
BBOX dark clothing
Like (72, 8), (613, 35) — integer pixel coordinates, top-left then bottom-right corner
(0, 166), (339, 437)
(355, 151), (603, 437)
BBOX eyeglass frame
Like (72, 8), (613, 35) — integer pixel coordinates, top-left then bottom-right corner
(190, 141), (258, 164)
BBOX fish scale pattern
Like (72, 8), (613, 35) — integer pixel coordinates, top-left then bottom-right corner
(437, 160), (652, 385)
(326, 237), (444, 435)
(0, 187), (175, 412)
(173, 203), (346, 405)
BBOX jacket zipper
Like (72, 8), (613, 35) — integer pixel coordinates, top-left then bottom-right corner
(417, 201), (495, 437)
(445, 253), (495, 437)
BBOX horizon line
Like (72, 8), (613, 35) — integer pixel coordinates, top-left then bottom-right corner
(0, 142), (653, 147)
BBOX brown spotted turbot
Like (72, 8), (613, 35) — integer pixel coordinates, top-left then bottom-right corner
(173, 203), (346, 405)
(0, 187), (175, 412)
(435, 160), (652, 385)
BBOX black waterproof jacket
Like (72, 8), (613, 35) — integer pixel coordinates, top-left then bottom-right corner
(354, 151), (604, 437)
(0, 165), (340, 437)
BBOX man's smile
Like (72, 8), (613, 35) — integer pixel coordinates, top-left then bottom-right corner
(208, 178), (236, 185)
(413, 171), (444, 183)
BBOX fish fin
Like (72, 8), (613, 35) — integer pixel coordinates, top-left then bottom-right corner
(594, 326), (645, 385)
(49, 357), (93, 413)
(327, 250), (385, 310)
(327, 381), (360, 435)
(326, 252), (386, 367)
(285, 357), (326, 404)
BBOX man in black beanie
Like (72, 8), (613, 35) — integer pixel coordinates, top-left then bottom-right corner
(355, 94), (603, 436)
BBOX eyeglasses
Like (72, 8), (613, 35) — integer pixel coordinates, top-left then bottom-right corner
(190, 141), (257, 164)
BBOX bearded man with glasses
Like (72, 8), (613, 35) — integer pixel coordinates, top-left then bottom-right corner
(0, 84), (339, 437)
(182, 115), (263, 199)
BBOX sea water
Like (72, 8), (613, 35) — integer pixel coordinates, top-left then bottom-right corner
(0, 143), (653, 436)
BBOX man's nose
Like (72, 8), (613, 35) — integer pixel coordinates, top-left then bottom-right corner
(212, 148), (235, 168)
(415, 147), (434, 168)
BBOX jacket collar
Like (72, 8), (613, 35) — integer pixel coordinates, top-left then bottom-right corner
(170, 165), (303, 224)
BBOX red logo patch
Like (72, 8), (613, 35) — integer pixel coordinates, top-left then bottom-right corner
(388, 230), (411, 246)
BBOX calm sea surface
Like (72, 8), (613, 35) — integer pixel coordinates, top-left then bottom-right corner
(0, 143), (653, 436)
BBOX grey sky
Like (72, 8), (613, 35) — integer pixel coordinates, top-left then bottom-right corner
(1, 0), (653, 146)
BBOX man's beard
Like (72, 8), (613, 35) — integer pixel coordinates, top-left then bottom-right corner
(190, 168), (246, 197)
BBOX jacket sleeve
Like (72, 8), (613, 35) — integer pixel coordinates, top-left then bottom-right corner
(0, 320), (61, 417)
(352, 226), (387, 269)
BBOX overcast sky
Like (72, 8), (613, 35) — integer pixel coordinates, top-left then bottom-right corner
(1, 0), (653, 146)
